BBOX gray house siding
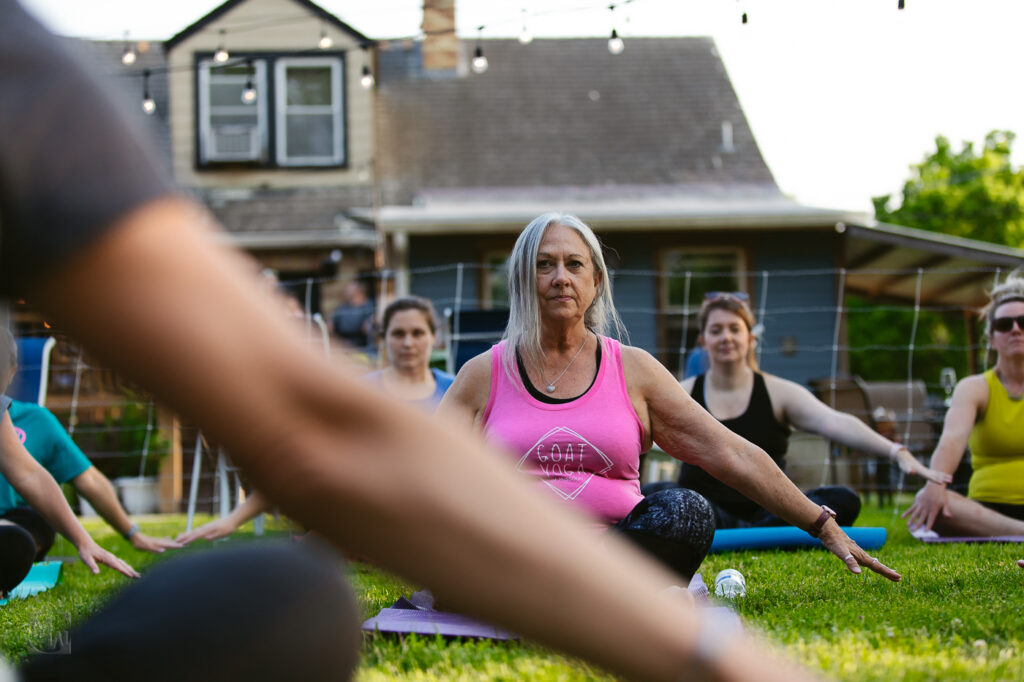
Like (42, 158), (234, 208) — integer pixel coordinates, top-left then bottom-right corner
(750, 231), (840, 387)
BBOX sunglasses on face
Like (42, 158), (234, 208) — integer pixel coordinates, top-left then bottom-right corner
(993, 315), (1024, 333)
(704, 291), (749, 303)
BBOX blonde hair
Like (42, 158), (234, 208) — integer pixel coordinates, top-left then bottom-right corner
(697, 295), (759, 370)
(503, 213), (625, 383)
(981, 268), (1024, 335)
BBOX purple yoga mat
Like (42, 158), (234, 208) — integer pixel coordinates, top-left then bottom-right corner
(920, 534), (1024, 544)
(362, 577), (739, 640)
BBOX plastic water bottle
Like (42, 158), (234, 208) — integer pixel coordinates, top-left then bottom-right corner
(714, 569), (746, 598)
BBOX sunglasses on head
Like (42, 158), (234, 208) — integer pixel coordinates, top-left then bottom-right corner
(704, 291), (749, 303)
(993, 315), (1024, 333)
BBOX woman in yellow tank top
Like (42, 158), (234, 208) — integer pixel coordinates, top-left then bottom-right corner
(904, 271), (1024, 540)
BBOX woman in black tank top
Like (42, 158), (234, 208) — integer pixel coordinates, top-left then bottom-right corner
(645, 293), (951, 528)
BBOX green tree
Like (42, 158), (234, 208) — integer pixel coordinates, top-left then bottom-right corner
(873, 130), (1024, 248)
(846, 132), (1023, 383)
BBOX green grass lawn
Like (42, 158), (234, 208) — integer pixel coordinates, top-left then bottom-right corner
(1, 504), (1022, 680)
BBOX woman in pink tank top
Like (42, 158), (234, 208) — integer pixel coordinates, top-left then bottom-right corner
(441, 213), (902, 583)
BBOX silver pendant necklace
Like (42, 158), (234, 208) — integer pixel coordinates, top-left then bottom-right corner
(542, 332), (590, 393)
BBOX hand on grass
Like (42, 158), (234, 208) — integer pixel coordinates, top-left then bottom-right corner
(130, 532), (183, 553)
(78, 539), (140, 578)
(819, 521), (901, 582)
(893, 448), (953, 486)
(175, 517), (239, 545)
(901, 481), (951, 532)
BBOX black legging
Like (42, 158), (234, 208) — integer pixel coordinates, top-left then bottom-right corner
(0, 506), (57, 596)
(642, 480), (861, 529)
(20, 542), (361, 682)
(613, 487), (716, 581)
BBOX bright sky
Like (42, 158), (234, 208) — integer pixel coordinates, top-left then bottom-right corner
(21, 0), (1024, 213)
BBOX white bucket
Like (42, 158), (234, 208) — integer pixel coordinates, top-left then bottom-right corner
(114, 476), (160, 515)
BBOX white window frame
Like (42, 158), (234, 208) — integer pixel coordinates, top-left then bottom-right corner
(659, 247), (747, 314)
(274, 57), (345, 167)
(197, 58), (268, 164)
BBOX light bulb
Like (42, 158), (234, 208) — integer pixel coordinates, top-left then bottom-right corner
(319, 32), (333, 50)
(518, 26), (533, 44)
(608, 29), (624, 55)
(214, 47), (229, 63)
(360, 66), (374, 89)
(241, 85), (256, 104)
(471, 46), (488, 74)
(142, 97), (156, 114)
(122, 46), (136, 65)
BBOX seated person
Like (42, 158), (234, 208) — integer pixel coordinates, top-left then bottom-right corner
(364, 296), (455, 409)
(330, 280), (376, 352)
(905, 273), (1024, 536)
(0, 334), (179, 559)
(0, 342), (136, 596)
(440, 213), (901, 583)
(648, 292), (950, 529)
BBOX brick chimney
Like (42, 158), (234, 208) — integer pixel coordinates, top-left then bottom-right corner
(421, 0), (458, 72)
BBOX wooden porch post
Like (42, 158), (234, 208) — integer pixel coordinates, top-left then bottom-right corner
(157, 408), (182, 513)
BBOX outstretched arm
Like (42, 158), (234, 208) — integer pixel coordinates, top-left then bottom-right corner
(176, 490), (272, 544)
(629, 348), (900, 582)
(0, 416), (138, 577)
(32, 198), (816, 682)
(72, 466), (181, 553)
(903, 376), (985, 531)
(773, 377), (952, 485)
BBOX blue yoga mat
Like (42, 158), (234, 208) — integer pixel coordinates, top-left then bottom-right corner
(0, 561), (63, 605)
(709, 526), (886, 553)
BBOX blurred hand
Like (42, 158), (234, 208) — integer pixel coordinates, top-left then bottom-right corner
(175, 517), (239, 545)
(130, 532), (183, 554)
(893, 448), (953, 486)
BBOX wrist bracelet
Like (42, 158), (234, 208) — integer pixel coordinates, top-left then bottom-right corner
(122, 523), (140, 540)
(888, 442), (905, 460)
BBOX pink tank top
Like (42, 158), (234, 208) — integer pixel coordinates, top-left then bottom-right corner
(482, 337), (645, 528)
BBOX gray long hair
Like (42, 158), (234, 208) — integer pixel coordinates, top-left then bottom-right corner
(502, 213), (626, 383)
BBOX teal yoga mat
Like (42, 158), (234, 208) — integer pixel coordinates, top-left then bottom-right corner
(709, 526), (886, 553)
(0, 561), (62, 605)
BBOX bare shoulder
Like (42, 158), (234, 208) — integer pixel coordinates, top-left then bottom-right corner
(620, 344), (667, 383)
(955, 373), (990, 404)
(761, 372), (815, 403)
(446, 350), (494, 410)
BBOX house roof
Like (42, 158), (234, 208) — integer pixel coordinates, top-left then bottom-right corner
(842, 221), (1024, 307)
(165, 0), (373, 51)
(355, 183), (849, 233)
(198, 187), (379, 249)
(374, 37), (776, 206)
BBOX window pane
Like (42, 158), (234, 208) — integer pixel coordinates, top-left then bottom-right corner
(210, 112), (259, 127)
(210, 82), (249, 107)
(663, 252), (740, 308)
(285, 67), (332, 106)
(285, 114), (335, 158)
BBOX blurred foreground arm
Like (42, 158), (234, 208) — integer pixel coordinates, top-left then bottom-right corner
(34, 199), (815, 682)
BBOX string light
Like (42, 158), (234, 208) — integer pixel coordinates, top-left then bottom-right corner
(121, 31), (137, 65)
(241, 59), (257, 103)
(472, 26), (489, 74)
(141, 69), (156, 114)
(360, 45), (375, 89)
(518, 9), (533, 44)
(214, 29), (230, 63)
(318, 27), (333, 50)
(607, 5), (624, 54)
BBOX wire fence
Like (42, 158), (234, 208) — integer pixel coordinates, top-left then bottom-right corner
(11, 262), (1011, 519)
